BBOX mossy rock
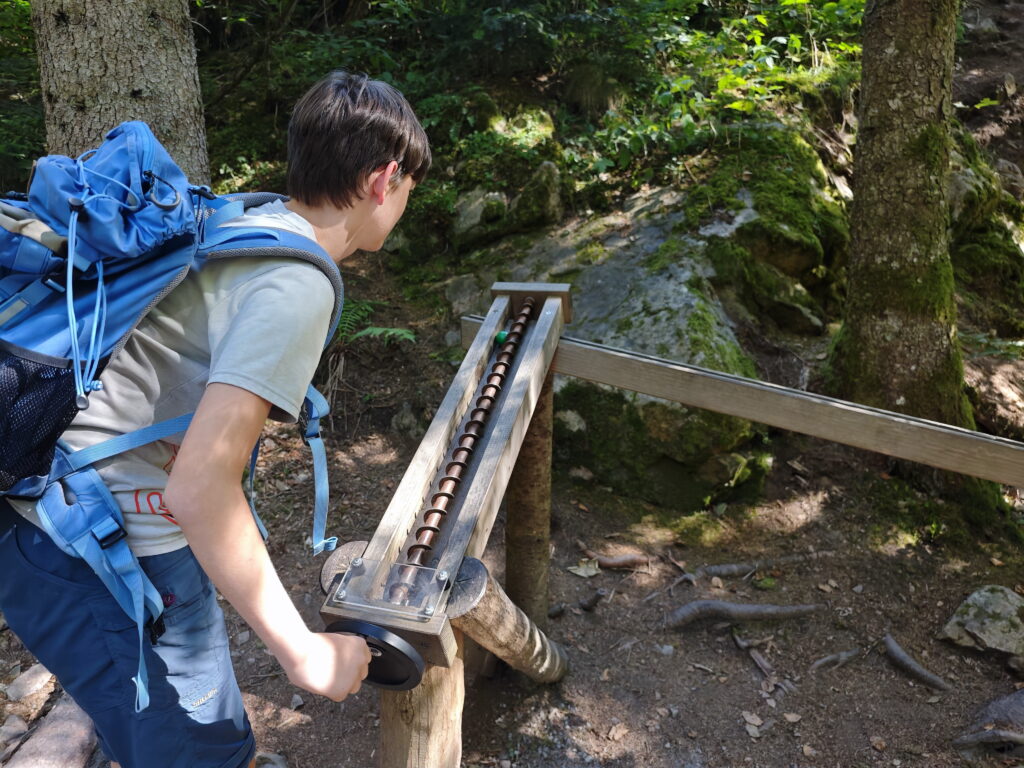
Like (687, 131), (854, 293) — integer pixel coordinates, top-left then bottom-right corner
(554, 381), (766, 510)
(681, 126), (849, 285)
(510, 161), (563, 230)
(953, 218), (1024, 336)
(949, 129), (1005, 238)
(705, 236), (825, 335)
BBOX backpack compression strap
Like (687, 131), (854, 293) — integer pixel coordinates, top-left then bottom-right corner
(36, 445), (164, 712)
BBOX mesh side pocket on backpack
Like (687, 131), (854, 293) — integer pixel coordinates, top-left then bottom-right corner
(0, 341), (79, 492)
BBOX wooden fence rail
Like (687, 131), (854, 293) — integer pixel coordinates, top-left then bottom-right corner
(461, 316), (1024, 488)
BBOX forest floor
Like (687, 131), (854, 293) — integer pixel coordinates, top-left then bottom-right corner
(4, 3), (1024, 767)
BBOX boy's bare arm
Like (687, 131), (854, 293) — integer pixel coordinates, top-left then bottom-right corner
(164, 382), (370, 701)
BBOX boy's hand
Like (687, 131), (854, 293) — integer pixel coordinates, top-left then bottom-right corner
(283, 631), (371, 701)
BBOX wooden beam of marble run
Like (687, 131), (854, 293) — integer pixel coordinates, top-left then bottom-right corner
(320, 283), (571, 668)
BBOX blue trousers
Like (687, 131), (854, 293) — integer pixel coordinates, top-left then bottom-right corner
(0, 500), (255, 768)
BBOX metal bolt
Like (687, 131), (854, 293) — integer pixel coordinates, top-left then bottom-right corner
(437, 570), (449, 583)
(337, 590), (347, 600)
(369, 646), (383, 658)
(424, 606), (435, 616)
(351, 557), (363, 568)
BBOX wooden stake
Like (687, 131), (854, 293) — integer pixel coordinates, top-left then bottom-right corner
(379, 633), (465, 768)
(504, 370), (554, 628)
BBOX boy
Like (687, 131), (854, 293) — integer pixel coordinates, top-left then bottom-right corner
(0, 70), (430, 768)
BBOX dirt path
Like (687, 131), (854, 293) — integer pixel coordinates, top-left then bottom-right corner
(957, 0), (1024, 171)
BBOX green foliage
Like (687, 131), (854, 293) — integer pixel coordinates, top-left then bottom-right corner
(348, 326), (416, 345)
(334, 298), (415, 346)
(2, 0), (864, 222)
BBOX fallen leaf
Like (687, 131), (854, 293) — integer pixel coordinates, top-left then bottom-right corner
(783, 713), (802, 723)
(817, 583), (833, 593)
(827, 578), (839, 589)
(600, 668), (611, 681)
(870, 736), (886, 751)
(745, 724), (760, 738)
(991, 557), (1005, 567)
(656, 707), (670, 718)
(983, 723), (996, 731)
(742, 712), (764, 727)
(608, 723), (629, 741)
(711, 576), (724, 589)
(803, 745), (818, 757)
(567, 558), (601, 578)
(927, 696), (940, 704)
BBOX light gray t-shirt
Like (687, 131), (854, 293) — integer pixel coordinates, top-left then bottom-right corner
(12, 201), (335, 556)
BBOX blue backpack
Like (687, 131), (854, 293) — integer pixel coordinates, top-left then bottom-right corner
(0, 121), (342, 711)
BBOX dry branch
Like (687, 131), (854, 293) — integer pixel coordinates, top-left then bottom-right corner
(809, 647), (861, 673)
(733, 633), (796, 697)
(667, 600), (822, 629)
(882, 633), (951, 691)
(575, 539), (652, 570)
(579, 588), (608, 612)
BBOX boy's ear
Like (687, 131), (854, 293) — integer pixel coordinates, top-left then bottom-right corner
(368, 160), (401, 205)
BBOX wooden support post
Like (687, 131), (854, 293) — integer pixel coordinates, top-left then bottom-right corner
(450, 558), (569, 684)
(379, 633), (465, 768)
(504, 370), (554, 628)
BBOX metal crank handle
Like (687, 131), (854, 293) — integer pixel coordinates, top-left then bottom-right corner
(323, 619), (425, 691)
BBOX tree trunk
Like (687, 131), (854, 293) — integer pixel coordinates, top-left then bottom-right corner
(504, 371), (554, 629)
(832, 0), (966, 426)
(30, 0), (208, 182)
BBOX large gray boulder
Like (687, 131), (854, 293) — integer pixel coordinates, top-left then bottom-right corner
(447, 187), (766, 507)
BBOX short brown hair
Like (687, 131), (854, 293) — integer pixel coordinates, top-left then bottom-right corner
(287, 71), (431, 208)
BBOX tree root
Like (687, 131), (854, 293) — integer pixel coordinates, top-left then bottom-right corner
(882, 633), (951, 691)
(809, 647), (861, 673)
(575, 539), (652, 570)
(698, 550), (836, 580)
(643, 551), (836, 602)
(666, 600), (822, 629)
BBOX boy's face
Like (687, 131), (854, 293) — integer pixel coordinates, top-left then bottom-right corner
(363, 174), (415, 251)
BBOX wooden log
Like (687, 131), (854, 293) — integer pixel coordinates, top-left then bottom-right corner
(6, 695), (95, 768)
(450, 558), (568, 684)
(461, 317), (1024, 488)
(504, 370), (554, 628)
(379, 633), (465, 768)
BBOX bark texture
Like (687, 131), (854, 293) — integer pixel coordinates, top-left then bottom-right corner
(31, 0), (208, 182)
(504, 371), (554, 629)
(832, 0), (967, 426)
(451, 563), (569, 684)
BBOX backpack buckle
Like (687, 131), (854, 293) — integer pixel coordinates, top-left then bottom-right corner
(298, 412), (321, 445)
(92, 516), (127, 549)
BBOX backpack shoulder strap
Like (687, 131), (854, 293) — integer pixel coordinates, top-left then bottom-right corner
(197, 193), (344, 347)
(189, 197), (342, 554)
